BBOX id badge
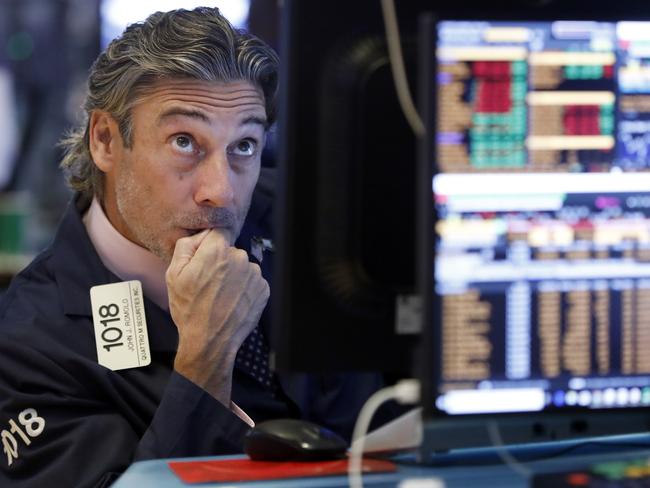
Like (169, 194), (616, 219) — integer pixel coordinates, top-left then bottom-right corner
(90, 280), (151, 371)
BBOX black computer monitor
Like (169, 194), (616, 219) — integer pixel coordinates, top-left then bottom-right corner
(271, 0), (426, 374)
(420, 0), (650, 455)
(273, 0), (650, 453)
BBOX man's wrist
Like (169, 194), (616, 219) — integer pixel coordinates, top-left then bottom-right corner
(173, 357), (235, 406)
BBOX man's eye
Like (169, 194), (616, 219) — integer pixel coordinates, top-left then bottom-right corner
(171, 135), (197, 154)
(231, 139), (257, 157)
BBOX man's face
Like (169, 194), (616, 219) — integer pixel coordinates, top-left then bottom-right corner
(102, 79), (267, 262)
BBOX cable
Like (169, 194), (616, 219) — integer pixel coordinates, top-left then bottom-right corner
(380, 0), (425, 138)
(348, 379), (420, 488)
(486, 420), (533, 479)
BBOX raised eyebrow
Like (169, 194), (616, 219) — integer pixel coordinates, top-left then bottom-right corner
(242, 115), (269, 130)
(156, 109), (268, 130)
(157, 108), (210, 125)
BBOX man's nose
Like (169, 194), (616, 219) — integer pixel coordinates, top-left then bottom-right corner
(193, 152), (235, 207)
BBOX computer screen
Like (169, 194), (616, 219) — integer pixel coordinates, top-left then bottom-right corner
(424, 14), (650, 450)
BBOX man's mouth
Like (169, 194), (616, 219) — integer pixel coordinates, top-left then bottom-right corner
(180, 209), (237, 237)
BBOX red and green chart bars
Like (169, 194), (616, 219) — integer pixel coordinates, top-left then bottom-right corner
(469, 60), (527, 169)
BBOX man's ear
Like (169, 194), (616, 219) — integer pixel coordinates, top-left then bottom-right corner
(88, 111), (123, 173)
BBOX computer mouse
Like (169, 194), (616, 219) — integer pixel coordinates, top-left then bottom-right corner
(244, 418), (348, 461)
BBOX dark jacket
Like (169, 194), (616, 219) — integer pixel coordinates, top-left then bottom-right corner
(0, 174), (383, 487)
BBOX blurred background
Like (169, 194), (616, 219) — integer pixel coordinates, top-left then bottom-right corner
(0, 0), (279, 290)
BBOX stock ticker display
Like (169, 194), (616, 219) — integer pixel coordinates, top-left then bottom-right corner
(434, 21), (650, 415)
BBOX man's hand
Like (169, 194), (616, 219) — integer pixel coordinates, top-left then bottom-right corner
(165, 229), (270, 405)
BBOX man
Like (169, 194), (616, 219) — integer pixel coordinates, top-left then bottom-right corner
(0, 8), (382, 487)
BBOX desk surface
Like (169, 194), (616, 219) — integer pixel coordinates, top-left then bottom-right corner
(113, 435), (650, 487)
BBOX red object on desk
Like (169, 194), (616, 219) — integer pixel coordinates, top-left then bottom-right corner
(168, 457), (396, 484)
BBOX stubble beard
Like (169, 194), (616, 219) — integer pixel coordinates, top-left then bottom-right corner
(115, 167), (174, 263)
(115, 167), (254, 264)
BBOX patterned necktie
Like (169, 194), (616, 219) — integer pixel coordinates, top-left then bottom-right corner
(235, 326), (278, 394)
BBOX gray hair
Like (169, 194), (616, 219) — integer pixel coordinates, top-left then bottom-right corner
(60, 7), (279, 201)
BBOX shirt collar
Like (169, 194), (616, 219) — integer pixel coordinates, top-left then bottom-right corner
(82, 197), (169, 310)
